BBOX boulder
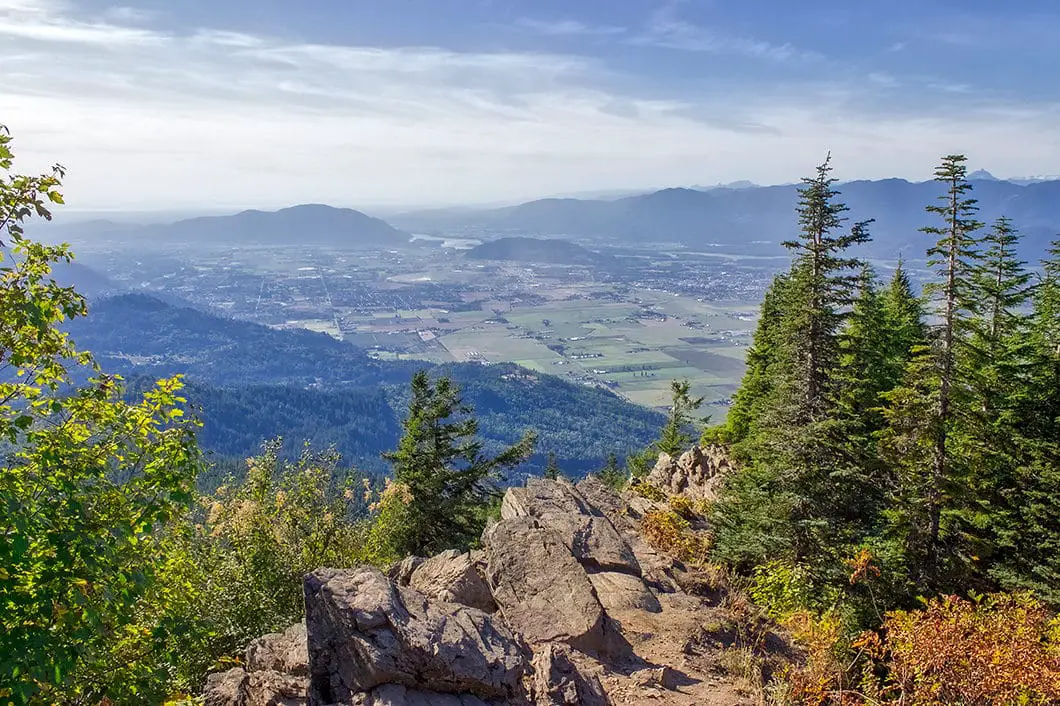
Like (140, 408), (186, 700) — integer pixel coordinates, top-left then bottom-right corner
(204, 668), (248, 706)
(483, 517), (607, 653)
(408, 549), (496, 613)
(246, 623), (308, 676)
(386, 556), (423, 586)
(500, 479), (640, 576)
(587, 571), (661, 614)
(531, 644), (609, 706)
(304, 568), (527, 705)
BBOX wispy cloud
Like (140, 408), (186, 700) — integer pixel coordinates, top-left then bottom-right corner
(630, 8), (819, 62)
(2, 0), (1058, 210)
(516, 18), (626, 37)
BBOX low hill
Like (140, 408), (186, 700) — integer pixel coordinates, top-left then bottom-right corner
(465, 236), (614, 266)
(73, 295), (664, 475)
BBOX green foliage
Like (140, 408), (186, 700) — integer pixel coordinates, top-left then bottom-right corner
(0, 125), (202, 704)
(383, 370), (535, 556)
(543, 451), (561, 480)
(655, 378), (704, 456)
(712, 151), (1060, 640)
(597, 452), (626, 491)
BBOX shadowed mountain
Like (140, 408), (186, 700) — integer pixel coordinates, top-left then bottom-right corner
(68, 294), (664, 476)
(392, 178), (1060, 259)
(465, 236), (615, 266)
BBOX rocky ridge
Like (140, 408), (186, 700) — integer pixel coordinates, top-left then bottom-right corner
(205, 445), (793, 705)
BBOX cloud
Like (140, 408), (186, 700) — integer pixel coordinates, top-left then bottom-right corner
(2, 0), (1058, 211)
(517, 18), (626, 37)
(0, 0), (166, 45)
(629, 6), (819, 62)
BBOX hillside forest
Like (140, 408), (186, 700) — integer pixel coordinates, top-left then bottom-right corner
(2, 125), (1059, 705)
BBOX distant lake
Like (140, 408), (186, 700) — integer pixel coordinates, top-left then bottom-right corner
(410, 233), (482, 249)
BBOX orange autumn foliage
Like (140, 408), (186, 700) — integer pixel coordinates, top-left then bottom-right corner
(874, 592), (1060, 705)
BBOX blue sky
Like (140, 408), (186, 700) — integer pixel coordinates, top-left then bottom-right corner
(2, 0), (1058, 211)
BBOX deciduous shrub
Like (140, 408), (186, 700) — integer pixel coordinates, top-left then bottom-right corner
(873, 592), (1060, 704)
(641, 509), (710, 563)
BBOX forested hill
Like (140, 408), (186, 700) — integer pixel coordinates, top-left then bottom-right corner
(464, 236), (615, 265)
(74, 295), (664, 475)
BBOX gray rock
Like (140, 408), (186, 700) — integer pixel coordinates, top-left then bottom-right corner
(358, 684), (496, 706)
(408, 549), (496, 613)
(304, 568), (527, 706)
(204, 668), (248, 706)
(483, 517), (607, 653)
(386, 556), (424, 586)
(245, 671), (308, 706)
(531, 644), (609, 706)
(645, 445), (728, 502)
(587, 571), (662, 614)
(500, 479), (640, 576)
(246, 623), (308, 676)
(575, 476), (628, 519)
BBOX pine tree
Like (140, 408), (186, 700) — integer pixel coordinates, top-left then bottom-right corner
(880, 155), (984, 591)
(383, 371), (535, 555)
(544, 451), (561, 480)
(656, 379), (704, 456)
(714, 157), (874, 570)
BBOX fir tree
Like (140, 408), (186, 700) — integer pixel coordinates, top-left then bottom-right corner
(383, 371), (535, 556)
(543, 451), (561, 480)
(880, 155), (984, 591)
(782, 154), (873, 417)
(656, 379), (704, 456)
(598, 452), (626, 490)
(989, 240), (1060, 602)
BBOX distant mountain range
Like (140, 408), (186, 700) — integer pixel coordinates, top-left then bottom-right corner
(393, 177), (1060, 259)
(36, 176), (1060, 260)
(465, 237), (614, 266)
(42, 204), (412, 249)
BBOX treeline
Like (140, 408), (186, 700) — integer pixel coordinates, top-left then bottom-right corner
(707, 154), (1060, 614)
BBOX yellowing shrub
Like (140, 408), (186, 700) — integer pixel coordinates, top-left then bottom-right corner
(641, 510), (710, 564)
(877, 592), (1060, 705)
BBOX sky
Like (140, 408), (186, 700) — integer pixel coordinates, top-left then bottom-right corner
(2, 0), (1059, 212)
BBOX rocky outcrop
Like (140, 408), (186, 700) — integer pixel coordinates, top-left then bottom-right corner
(482, 517), (609, 653)
(645, 445), (730, 502)
(304, 568), (527, 704)
(500, 479), (640, 576)
(205, 446), (774, 706)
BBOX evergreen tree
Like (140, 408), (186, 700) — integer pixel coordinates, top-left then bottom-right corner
(544, 451), (561, 480)
(713, 157), (874, 570)
(656, 379), (704, 456)
(383, 371), (535, 556)
(989, 240), (1060, 602)
(880, 154), (984, 591)
(598, 452), (626, 490)
(722, 271), (795, 447)
(878, 259), (928, 386)
(782, 154), (873, 418)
